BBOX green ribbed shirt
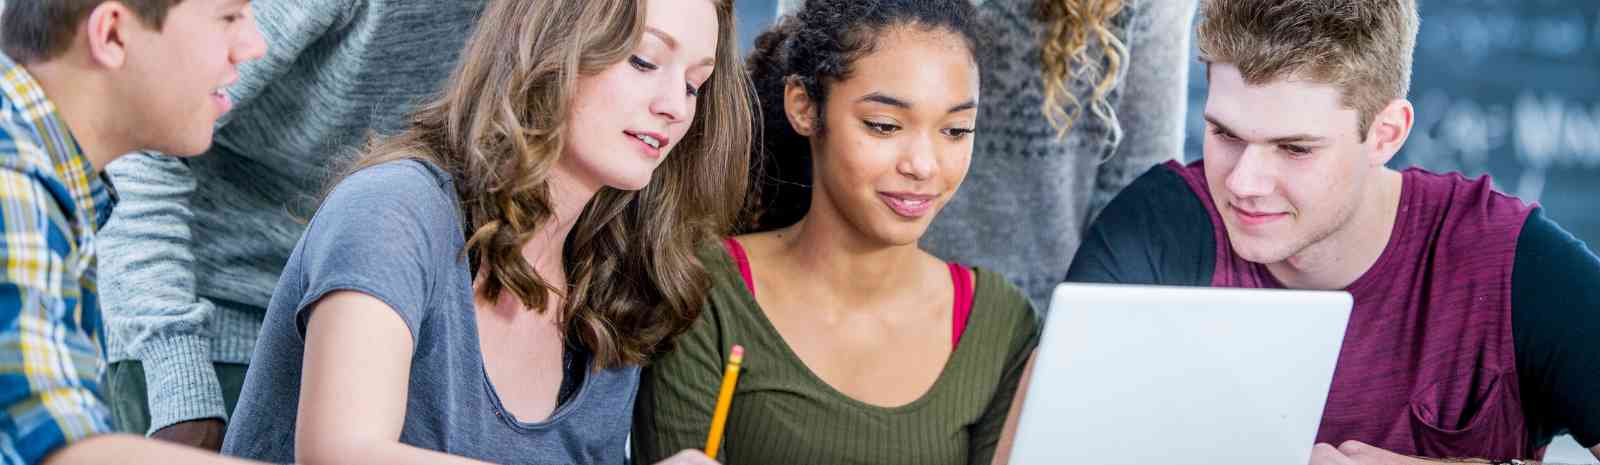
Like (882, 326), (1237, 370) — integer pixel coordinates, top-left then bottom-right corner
(632, 246), (1040, 465)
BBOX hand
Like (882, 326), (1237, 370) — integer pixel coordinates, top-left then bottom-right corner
(650, 449), (721, 465)
(149, 419), (227, 452)
(1309, 441), (1440, 465)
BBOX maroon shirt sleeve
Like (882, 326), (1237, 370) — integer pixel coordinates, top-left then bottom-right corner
(1510, 207), (1600, 449)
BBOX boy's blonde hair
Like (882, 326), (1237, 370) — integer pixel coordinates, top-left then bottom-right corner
(1196, 0), (1420, 139)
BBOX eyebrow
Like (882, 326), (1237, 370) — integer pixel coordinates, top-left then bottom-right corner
(1203, 113), (1326, 144)
(646, 27), (716, 67)
(858, 92), (978, 114)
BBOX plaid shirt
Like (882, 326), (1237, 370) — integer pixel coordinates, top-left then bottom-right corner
(0, 53), (117, 464)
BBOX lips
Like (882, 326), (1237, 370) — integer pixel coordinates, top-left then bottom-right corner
(1229, 203), (1289, 227)
(211, 89), (232, 114)
(879, 191), (937, 218)
(212, 75), (237, 115)
(625, 130), (669, 159)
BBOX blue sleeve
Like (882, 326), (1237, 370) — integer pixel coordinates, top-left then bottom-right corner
(0, 168), (113, 464)
(1066, 164), (1214, 287)
(1510, 207), (1600, 449)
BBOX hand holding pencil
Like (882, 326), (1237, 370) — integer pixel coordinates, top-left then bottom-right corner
(644, 345), (744, 465)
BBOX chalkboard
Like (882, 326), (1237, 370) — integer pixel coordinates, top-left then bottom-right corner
(735, 0), (780, 56)
(1184, 0), (1600, 248)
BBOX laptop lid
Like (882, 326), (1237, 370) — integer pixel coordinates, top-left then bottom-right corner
(1008, 284), (1353, 464)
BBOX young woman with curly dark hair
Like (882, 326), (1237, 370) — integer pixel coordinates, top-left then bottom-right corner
(633, 1), (1038, 464)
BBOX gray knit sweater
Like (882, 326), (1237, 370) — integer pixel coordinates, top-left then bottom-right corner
(98, 0), (485, 434)
(921, 0), (1197, 308)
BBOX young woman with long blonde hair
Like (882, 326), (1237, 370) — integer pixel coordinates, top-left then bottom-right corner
(221, 0), (751, 463)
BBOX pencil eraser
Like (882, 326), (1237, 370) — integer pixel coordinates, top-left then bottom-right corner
(730, 345), (745, 362)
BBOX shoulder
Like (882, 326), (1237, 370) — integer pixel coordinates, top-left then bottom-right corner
(1089, 160), (1211, 239)
(694, 238), (743, 282)
(0, 106), (49, 174)
(693, 238), (754, 318)
(307, 158), (461, 253)
(0, 117), (69, 231)
(971, 267), (1040, 332)
(0, 165), (66, 242)
(1407, 168), (1532, 220)
(1125, 160), (1204, 200)
(1067, 161), (1215, 286)
(321, 159), (456, 221)
(1513, 208), (1597, 288)
(1403, 168), (1535, 248)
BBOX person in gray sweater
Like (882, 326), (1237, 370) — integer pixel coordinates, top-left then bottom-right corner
(97, 0), (486, 449)
(920, 0), (1198, 309)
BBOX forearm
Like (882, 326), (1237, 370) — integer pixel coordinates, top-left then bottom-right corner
(1320, 440), (1560, 464)
(101, 153), (226, 432)
(296, 436), (497, 465)
(988, 352), (1037, 465)
(42, 434), (261, 465)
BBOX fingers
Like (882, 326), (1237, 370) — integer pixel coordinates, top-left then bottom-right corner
(1337, 440), (1375, 457)
(1336, 440), (1427, 465)
(653, 449), (721, 465)
(1310, 443), (1361, 465)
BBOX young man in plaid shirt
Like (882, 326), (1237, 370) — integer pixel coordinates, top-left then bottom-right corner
(0, 0), (270, 463)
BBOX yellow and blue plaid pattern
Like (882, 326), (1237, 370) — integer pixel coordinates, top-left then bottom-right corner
(0, 53), (116, 464)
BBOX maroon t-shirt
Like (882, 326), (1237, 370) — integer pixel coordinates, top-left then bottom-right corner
(1067, 159), (1600, 461)
(1173, 160), (1538, 459)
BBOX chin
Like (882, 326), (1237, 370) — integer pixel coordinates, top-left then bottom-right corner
(601, 171), (656, 191)
(598, 158), (664, 190)
(163, 133), (217, 158)
(1230, 239), (1297, 265)
(869, 222), (930, 247)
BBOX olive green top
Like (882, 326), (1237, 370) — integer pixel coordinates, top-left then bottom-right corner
(632, 245), (1040, 465)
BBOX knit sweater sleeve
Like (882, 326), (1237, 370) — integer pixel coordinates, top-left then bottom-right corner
(98, 0), (358, 435)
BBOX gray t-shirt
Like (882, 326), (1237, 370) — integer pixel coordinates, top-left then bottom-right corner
(222, 160), (638, 464)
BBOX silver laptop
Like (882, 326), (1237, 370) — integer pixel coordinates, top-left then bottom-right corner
(1008, 284), (1353, 464)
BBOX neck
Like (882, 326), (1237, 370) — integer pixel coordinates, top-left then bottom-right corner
(773, 194), (929, 308)
(518, 169), (601, 285)
(24, 60), (128, 172)
(1267, 168), (1404, 290)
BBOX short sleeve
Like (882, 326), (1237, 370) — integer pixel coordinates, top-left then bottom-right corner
(291, 161), (459, 347)
(1066, 164), (1214, 288)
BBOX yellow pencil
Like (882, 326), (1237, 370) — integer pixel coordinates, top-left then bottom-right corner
(704, 344), (745, 458)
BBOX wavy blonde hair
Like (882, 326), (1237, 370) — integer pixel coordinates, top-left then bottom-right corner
(344, 0), (752, 368)
(1036, 0), (1127, 142)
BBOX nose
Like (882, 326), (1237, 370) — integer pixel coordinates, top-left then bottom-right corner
(897, 133), (938, 181)
(231, 8), (268, 65)
(650, 76), (691, 124)
(1224, 144), (1276, 198)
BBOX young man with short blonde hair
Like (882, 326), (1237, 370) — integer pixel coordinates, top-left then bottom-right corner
(1069, 1), (1600, 463)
